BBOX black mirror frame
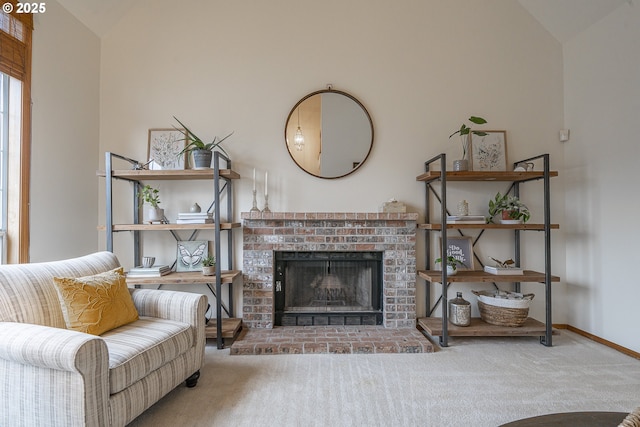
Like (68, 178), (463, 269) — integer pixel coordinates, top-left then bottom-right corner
(284, 89), (374, 179)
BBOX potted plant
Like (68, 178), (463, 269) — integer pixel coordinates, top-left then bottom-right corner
(449, 116), (488, 171)
(201, 255), (216, 276)
(174, 116), (233, 169)
(488, 192), (531, 224)
(139, 184), (164, 223)
(435, 255), (464, 276)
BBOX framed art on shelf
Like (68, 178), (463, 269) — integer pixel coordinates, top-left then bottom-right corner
(470, 130), (507, 171)
(440, 236), (475, 270)
(148, 128), (186, 170)
(176, 240), (208, 272)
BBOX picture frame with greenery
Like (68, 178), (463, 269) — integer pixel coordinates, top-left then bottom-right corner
(147, 128), (186, 170)
(470, 130), (507, 171)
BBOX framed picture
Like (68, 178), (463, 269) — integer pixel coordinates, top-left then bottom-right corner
(470, 130), (507, 171)
(440, 236), (475, 270)
(148, 128), (186, 170)
(176, 240), (208, 272)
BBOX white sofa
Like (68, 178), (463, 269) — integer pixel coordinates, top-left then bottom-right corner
(0, 251), (207, 426)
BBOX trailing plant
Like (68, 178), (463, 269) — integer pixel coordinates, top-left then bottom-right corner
(139, 185), (161, 208)
(435, 255), (464, 271)
(174, 116), (234, 157)
(488, 192), (530, 223)
(449, 116), (488, 159)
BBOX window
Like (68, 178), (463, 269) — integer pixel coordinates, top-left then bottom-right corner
(0, 72), (8, 263)
(0, 1), (32, 263)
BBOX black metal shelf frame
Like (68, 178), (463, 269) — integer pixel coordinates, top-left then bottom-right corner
(421, 153), (554, 347)
(104, 151), (236, 349)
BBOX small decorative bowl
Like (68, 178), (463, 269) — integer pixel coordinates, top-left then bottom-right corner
(142, 256), (155, 268)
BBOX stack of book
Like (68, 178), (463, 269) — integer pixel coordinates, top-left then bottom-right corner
(127, 265), (171, 277)
(176, 212), (213, 224)
(446, 215), (487, 224)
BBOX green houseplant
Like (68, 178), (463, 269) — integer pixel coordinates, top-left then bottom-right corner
(201, 255), (216, 276)
(488, 192), (531, 223)
(174, 116), (233, 169)
(435, 255), (464, 275)
(449, 116), (488, 171)
(138, 184), (164, 223)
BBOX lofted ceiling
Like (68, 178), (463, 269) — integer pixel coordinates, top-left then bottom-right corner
(57, 0), (629, 42)
(517, 0), (628, 43)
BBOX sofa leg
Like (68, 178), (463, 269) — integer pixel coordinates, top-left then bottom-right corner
(185, 370), (200, 388)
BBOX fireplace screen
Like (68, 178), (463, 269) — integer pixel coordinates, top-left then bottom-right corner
(274, 251), (383, 326)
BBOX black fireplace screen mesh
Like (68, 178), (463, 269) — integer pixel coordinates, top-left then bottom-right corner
(284, 260), (375, 311)
(275, 251), (382, 314)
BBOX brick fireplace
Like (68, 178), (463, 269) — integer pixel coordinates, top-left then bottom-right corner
(241, 212), (418, 329)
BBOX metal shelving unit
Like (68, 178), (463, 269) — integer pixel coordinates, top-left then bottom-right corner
(416, 153), (559, 347)
(99, 151), (241, 349)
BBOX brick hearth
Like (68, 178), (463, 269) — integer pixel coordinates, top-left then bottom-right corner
(241, 212), (418, 329)
(230, 326), (434, 355)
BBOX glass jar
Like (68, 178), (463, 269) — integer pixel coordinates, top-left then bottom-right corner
(449, 291), (471, 327)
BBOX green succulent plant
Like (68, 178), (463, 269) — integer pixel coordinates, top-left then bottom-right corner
(202, 256), (216, 267)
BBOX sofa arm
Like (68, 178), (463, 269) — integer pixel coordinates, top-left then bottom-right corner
(129, 288), (208, 328)
(0, 322), (110, 426)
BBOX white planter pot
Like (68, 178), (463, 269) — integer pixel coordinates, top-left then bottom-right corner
(446, 265), (458, 276)
(202, 266), (216, 276)
(147, 207), (164, 222)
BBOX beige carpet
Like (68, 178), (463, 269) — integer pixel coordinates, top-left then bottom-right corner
(127, 331), (639, 427)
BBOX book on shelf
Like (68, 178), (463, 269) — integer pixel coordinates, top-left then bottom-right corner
(127, 265), (172, 277)
(176, 218), (214, 224)
(446, 215), (487, 224)
(484, 265), (524, 275)
(177, 212), (213, 218)
(176, 212), (214, 224)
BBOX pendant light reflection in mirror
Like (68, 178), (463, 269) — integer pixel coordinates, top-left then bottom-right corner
(294, 107), (304, 151)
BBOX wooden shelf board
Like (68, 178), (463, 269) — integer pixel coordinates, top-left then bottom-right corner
(205, 318), (243, 339)
(418, 223), (559, 230)
(417, 317), (555, 337)
(418, 269), (560, 283)
(98, 222), (241, 231)
(416, 170), (558, 183)
(97, 169), (240, 180)
(126, 270), (241, 286)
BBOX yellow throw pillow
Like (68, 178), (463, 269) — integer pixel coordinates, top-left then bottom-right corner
(54, 267), (139, 335)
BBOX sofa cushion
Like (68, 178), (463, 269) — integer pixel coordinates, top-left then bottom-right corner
(53, 267), (139, 335)
(101, 316), (194, 394)
(0, 251), (121, 329)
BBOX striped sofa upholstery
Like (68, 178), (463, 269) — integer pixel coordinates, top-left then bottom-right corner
(0, 252), (207, 426)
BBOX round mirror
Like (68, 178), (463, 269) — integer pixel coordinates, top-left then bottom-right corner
(285, 89), (374, 179)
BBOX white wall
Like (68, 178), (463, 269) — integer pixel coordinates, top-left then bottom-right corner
(98, 0), (565, 324)
(30, 0), (101, 261)
(563, 1), (640, 352)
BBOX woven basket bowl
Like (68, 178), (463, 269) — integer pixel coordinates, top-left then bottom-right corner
(477, 300), (529, 327)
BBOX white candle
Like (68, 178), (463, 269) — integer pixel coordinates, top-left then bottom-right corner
(253, 168), (256, 191)
(265, 171), (268, 197)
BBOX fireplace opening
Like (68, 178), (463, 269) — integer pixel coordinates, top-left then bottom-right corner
(274, 251), (383, 326)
